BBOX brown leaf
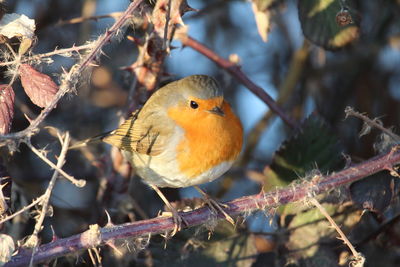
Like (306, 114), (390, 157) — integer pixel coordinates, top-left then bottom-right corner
(0, 84), (15, 134)
(251, 2), (271, 42)
(19, 64), (58, 108)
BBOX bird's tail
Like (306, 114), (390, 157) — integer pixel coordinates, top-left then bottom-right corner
(69, 131), (112, 150)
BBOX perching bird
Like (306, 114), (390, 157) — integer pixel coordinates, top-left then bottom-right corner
(74, 75), (243, 234)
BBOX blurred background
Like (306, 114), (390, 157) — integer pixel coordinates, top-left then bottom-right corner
(2, 0), (400, 266)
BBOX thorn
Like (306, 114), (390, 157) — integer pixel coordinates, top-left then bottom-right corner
(104, 209), (114, 227)
(173, 16), (185, 26)
(0, 182), (8, 191)
(106, 240), (123, 256)
(120, 63), (137, 72)
(160, 71), (173, 78)
(182, 3), (199, 13)
(127, 35), (144, 46)
(50, 225), (58, 241)
(24, 113), (33, 124)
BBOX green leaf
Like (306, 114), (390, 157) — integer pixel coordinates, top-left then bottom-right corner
(298, 0), (360, 50)
(264, 114), (343, 190)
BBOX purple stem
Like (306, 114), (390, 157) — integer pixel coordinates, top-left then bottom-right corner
(6, 146), (400, 266)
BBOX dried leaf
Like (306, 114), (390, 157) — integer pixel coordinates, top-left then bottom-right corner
(0, 13), (35, 40)
(19, 64), (58, 108)
(0, 234), (14, 265)
(0, 85), (15, 134)
(251, 2), (271, 42)
(18, 37), (33, 55)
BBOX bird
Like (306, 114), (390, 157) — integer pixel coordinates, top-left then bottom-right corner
(74, 75), (243, 235)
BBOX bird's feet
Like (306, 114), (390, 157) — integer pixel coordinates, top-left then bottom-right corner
(167, 206), (189, 236)
(151, 184), (189, 236)
(194, 186), (235, 225)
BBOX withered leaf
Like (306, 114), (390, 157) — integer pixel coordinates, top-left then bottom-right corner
(19, 64), (58, 108)
(0, 84), (15, 134)
(251, 1), (272, 42)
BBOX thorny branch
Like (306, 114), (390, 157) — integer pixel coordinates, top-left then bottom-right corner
(0, 0), (144, 148)
(345, 106), (400, 142)
(0, 195), (45, 225)
(6, 145), (400, 267)
(26, 132), (71, 267)
(0, 43), (94, 67)
(310, 198), (365, 266)
(27, 141), (85, 187)
(56, 12), (125, 26)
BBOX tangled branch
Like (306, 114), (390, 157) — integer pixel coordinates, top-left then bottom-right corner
(6, 145), (400, 266)
(0, 0), (144, 148)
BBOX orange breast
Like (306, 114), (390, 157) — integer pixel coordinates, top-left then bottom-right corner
(168, 99), (243, 178)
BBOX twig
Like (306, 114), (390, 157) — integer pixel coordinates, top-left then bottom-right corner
(26, 141), (85, 187)
(162, 0), (172, 50)
(177, 34), (298, 129)
(78, 0), (143, 72)
(0, 44), (94, 67)
(26, 132), (71, 267)
(57, 12), (125, 26)
(310, 198), (365, 266)
(6, 145), (400, 267)
(0, 195), (45, 225)
(345, 106), (400, 142)
(240, 41), (310, 165)
(125, 75), (138, 116)
(0, 0), (144, 147)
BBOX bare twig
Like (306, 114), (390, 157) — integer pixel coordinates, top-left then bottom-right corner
(176, 34), (298, 129)
(310, 198), (365, 266)
(78, 1), (143, 71)
(0, 44), (94, 67)
(162, 0), (172, 50)
(0, 0), (144, 148)
(57, 12), (125, 26)
(26, 132), (71, 267)
(345, 107), (400, 142)
(0, 195), (45, 225)
(26, 141), (85, 187)
(6, 145), (400, 267)
(240, 41), (310, 165)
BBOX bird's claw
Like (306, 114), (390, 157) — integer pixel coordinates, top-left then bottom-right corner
(162, 208), (188, 236)
(202, 197), (235, 226)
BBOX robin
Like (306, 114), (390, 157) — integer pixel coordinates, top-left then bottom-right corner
(74, 75), (243, 234)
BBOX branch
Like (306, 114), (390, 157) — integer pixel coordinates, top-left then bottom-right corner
(345, 106), (400, 142)
(177, 34), (298, 129)
(240, 41), (310, 164)
(27, 141), (85, 187)
(310, 198), (365, 266)
(56, 12), (125, 26)
(26, 132), (71, 267)
(6, 145), (400, 266)
(0, 196), (45, 225)
(0, 44), (94, 67)
(0, 0), (144, 148)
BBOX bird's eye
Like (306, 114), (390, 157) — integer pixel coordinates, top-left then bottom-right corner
(190, 100), (199, 109)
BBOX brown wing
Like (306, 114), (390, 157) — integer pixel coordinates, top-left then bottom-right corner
(102, 109), (171, 156)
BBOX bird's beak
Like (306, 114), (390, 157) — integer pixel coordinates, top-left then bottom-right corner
(208, 106), (224, 116)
